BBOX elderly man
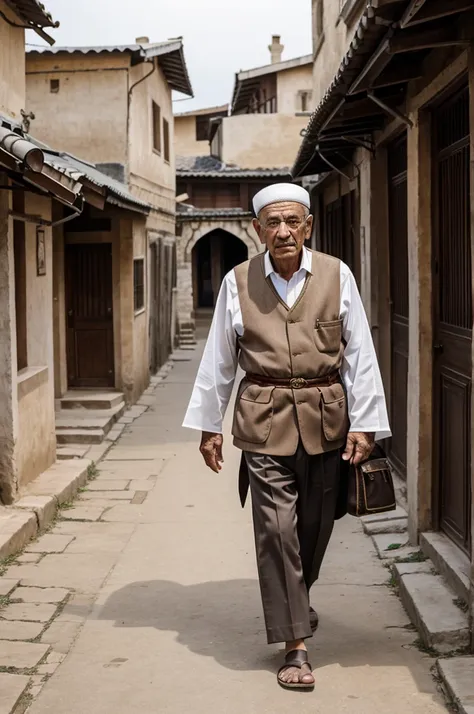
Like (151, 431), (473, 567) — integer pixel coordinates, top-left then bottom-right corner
(183, 183), (390, 690)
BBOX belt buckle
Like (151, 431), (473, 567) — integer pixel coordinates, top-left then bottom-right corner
(290, 377), (307, 389)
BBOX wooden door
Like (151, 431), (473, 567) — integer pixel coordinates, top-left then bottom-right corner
(323, 192), (355, 275)
(149, 241), (158, 375)
(433, 84), (472, 554)
(65, 243), (114, 388)
(388, 134), (408, 478)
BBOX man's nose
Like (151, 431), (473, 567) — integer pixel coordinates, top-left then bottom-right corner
(276, 221), (290, 238)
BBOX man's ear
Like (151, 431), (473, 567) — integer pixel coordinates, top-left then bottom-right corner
(252, 218), (265, 245)
(305, 214), (314, 240)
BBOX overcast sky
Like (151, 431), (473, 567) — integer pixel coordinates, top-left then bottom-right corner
(26, 0), (312, 111)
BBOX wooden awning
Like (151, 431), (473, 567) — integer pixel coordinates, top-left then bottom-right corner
(292, 0), (474, 178)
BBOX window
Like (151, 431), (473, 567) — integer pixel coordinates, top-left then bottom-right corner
(298, 90), (312, 112)
(152, 102), (161, 153)
(196, 116), (209, 141)
(134, 258), (145, 312)
(13, 218), (27, 371)
(163, 118), (170, 163)
(50, 79), (60, 93)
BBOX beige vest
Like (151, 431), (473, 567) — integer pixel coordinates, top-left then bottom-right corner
(232, 250), (348, 456)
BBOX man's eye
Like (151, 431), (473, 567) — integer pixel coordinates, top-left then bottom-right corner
(267, 222), (279, 229)
(287, 220), (300, 228)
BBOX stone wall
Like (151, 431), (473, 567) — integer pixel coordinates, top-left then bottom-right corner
(176, 218), (260, 336)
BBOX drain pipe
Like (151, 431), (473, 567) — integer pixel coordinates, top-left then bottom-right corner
(127, 57), (157, 176)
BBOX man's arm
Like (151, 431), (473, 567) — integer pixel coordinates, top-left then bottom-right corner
(182, 274), (239, 470)
(340, 266), (391, 464)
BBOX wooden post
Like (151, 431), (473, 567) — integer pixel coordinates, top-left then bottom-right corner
(0, 177), (17, 504)
(468, 47), (474, 652)
(406, 108), (434, 543)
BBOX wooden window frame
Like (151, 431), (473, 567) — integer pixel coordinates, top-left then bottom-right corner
(133, 257), (145, 314)
(163, 118), (170, 163)
(152, 101), (161, 155)
(196, 116), (209, 142)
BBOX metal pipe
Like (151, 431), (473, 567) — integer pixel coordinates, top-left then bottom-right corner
(9, 201), (83, 228)
(128, 59), (157, 97)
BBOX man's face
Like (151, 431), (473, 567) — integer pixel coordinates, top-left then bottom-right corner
(253, 201), (313, 262)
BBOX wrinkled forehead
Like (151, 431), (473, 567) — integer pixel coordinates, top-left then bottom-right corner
(258, 201), (308, 220)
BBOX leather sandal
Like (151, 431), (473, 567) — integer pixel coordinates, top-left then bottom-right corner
(277, 649), (315, 690)
(309, 607), (319, 632)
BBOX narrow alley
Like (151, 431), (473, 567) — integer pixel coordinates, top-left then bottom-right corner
(1, 342), (448, 713)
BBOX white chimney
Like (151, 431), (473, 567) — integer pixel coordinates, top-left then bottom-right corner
(268, 35), (284, 64)
(135, 36), (150, 44)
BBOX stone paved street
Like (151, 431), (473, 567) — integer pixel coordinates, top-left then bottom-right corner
(0, 345), (449, 713)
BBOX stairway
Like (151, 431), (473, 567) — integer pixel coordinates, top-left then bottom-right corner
(55, 391), (125, 454)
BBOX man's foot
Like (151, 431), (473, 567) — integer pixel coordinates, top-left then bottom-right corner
(309, 607), (319, 632)
(277, 646), (315, 690)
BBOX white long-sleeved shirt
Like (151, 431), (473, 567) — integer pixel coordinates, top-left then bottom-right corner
(183, 247), (391, 442)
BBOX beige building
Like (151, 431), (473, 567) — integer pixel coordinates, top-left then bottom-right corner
(293, 0), (474, 656)
(174, 104), (229, 158)
(25, 37), (193, 371)
(211, 37), (313, 170)
(0, 1), (159, 504)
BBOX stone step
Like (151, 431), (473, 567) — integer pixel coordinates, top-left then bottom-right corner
(397, 571), (469, 654)
(56, 446), (90, 460)
(420, 532), (470, 605)
(371, 532), (418, 562)
(56, 429), (104, 445)
(60, 391), (124, 411)
(56, 404), (124, 433)
(437, 657), (474, 714)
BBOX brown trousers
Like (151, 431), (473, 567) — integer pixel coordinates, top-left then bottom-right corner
(245, 444), (341, 644)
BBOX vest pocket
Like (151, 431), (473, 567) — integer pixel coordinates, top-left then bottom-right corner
(232, 383), (275, 444)
(314, 319), (343, 354)
(320, 383), (348, 442)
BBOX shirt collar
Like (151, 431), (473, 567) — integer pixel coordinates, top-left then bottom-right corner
(264, 246), (313, 278)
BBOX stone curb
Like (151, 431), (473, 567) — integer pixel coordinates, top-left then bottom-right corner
(0, 460), (91, 560)
(0, 358), (175, 563)
(436, 657), (474, 714)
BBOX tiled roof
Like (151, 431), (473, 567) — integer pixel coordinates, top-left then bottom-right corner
(44, 152), (151, 214)
(175, 104), (229, 118)
(176, 155), (291, 179)
(27, 40), (193, 96)
(5, 0), (57, 28)
(0, 112), (81, 206)
(177, 205), (253, 220)
(0, 112), (150, 213)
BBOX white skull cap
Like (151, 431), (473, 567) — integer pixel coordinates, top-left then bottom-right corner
(252, 183), (311, 215)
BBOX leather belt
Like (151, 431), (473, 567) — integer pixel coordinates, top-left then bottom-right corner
(245, 372), (340, 389)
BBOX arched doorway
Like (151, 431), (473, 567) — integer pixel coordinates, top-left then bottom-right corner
(192, 229), (248, 309)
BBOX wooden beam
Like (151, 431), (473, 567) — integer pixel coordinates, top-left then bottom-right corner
(331, 99), (386, 122)
(388, 25), (470, 54)
(348, 37), (392, 95)
(403, 0), (474, 26)
(370, 62), (423, 89)
(400, 0), (428, 27)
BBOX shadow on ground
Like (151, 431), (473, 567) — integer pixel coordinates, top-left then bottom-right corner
(91, 578), (433, 692)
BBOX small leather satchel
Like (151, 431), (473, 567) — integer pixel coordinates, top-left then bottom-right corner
(347, 444), (396, 518)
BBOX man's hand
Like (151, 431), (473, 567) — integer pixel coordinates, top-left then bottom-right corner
(200, 431), (224, 473)
(342, 432), (375, 465)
